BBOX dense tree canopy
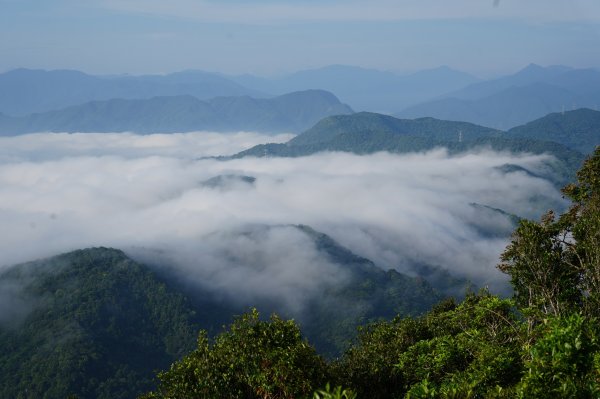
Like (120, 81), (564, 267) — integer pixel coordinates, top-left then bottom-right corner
(500, 146), (600, 320)
(142, 147), (600, 399)
(141, 309), (328, 399)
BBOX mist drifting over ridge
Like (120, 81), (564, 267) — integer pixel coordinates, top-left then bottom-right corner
(0, 131), (566, 311)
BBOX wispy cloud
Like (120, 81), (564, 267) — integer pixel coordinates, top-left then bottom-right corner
(2, 0), (598, 76)
(94, 0), (600, 23)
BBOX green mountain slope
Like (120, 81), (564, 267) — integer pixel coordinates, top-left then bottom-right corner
(0, 225), (450, 397)
(288, 112), (500, 146)
(233, 112), (586, 188)
(157, 224), (447, 356)
(0, 248), (205, 399)
(507, 108), (600, 154)
(291, 225), (444, 355)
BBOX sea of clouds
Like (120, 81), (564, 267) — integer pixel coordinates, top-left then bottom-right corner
(0, 131), (566, 312)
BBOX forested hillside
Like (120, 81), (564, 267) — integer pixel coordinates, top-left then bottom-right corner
(0, 248), (203, 399)
(234, 110), (593, 188)
(144, 147), (600, 399)
(507, 108), (600, 154)
(287, 112), (500, 146)
(0, 226), (450, 398)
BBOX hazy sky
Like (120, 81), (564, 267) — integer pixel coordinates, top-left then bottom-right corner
(1, 0), (599, 76)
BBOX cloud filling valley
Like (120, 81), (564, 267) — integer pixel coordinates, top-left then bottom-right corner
(0, 131), (566, 311)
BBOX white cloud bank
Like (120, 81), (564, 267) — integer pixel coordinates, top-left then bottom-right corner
(0, 132), (566, 309)
(0, 131), (294, 162)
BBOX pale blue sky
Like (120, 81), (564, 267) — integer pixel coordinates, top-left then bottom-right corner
(1, 0), (599, 76)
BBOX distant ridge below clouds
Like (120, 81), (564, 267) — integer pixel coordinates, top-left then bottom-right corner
(0, 90), (353, 135)
(396, 64), (600, 129)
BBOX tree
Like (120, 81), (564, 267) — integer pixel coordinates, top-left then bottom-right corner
(498, 213), (580, 319)
(516, 313), (600, 398)
(141, 309), (328, 399)
(499, 147), (600, 321)
(335, 293), (523, 398)
(562, 146), (600, 315)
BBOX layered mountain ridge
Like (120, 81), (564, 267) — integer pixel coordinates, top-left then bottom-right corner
(0, 90), (353, 135)
(396, 64), (600, 129)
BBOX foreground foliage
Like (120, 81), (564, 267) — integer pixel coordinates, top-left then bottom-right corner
(143, 147), (600, 398)
(141, 309), (328, 399)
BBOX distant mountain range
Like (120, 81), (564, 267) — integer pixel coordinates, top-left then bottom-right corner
(3, 64), (600, 133)
(234, 109), (599, 188)
(0, 65), (479, 117)
(0, 221), (461, 398)
(0, 90), (353, 134)
(0, 68), (265, 117)
(229, 64), (480, 113)
(440, 64), (574, 100)
(396, 64), (600, 129)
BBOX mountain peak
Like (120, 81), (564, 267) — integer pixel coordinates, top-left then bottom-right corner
(515, 63), (545, 76)
(278, 88), (342, 102)
(524, 63), (543, 69)
(515, 63), (572, 78)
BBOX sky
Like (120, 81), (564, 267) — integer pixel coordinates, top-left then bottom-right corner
(1, 0), (599, 77)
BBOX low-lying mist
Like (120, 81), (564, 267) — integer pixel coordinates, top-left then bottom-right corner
(0, 131), (566, 314)
(0, 131), (295, 161)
